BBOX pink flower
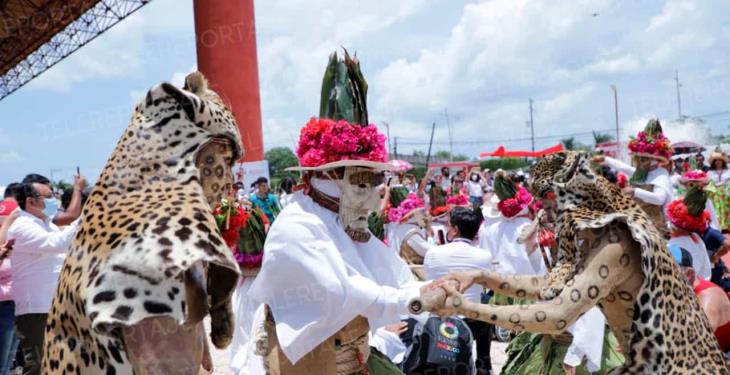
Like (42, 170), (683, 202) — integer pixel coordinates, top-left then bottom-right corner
(387, 193), (425, 222)
(296, 118), (388, 167)
(446, 194), (469, 206)
(515, 187), (533, 205)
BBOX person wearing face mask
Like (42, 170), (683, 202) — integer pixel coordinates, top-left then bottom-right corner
(594, 119), (674, 234)
(7, 179), (80, 375)
(241, 51), (425, 375)
(467, 168), (485, 207)
(21, 173), (85, 227)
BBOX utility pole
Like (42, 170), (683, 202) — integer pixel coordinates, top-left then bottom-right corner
(393, 136), (398, 160)
(610, 85), (620, 158)
(675, 70), (683, 122)
(529, 99), (535, 152)
(426, 122), (436, 167)
(382, 121), (391, 156)
(49, 168), (61, 183)
(444, 108), (453, 162)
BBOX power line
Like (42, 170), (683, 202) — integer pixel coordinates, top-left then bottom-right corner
(397, 128), (616, 146)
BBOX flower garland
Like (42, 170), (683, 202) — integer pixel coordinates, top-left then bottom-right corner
(387, 193), (425, 223)
(496, 187), (533, 218)
(665, 199), (710, 233)
(296, 117), (388, 168)
(627, 130), (672, 159)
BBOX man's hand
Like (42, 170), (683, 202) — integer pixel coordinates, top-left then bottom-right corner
(430, 282), (471, 316)
(592, 155), (605, 164)
(441, 270), (484, 294)
(73, 174), (86, 191)
(383, 321), (408, 336)
(621, 186), (635, 197)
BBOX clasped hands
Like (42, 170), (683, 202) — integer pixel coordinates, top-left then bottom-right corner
(418, 270), (484, 316)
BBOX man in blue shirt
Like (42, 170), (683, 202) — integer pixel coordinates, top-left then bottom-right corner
(249, 177), (280, 222)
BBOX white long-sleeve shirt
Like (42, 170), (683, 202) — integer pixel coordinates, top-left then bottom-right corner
(9, 210), (78, 315)
(424, 239), (492, 303)
(247, 191), (421, 363)
(604, 157), (674, 207)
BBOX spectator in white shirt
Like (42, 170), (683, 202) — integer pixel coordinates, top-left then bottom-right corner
(21, 174), (85, 227)
(467, 170), (485, 207)
(424, 206), (493, 375)
(9, 176), (83, 375)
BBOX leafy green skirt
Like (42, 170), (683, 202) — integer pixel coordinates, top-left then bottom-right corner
(348, 348), (403, 375)
(501, 329), (624, 375)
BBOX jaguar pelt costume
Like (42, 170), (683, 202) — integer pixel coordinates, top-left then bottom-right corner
(42, 72), (242, 374)
(431, 151), (728, 374)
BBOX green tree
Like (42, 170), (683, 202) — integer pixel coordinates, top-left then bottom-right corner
(433, 150), (470, 161)
(592, 131), (614, 145)
(452, 154), (469, 161)
(52, 180), (72, 192)
(561, 137), (576, 150)
(434, 150), (451, 159)
(412, 166), (427, 180)
(480, 157), (530, 171)
(265, 147), (299, 181)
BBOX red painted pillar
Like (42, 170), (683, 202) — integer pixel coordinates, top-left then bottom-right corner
(193, 0), (264, 161)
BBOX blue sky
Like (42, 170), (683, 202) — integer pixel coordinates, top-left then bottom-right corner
(1, 0), (730, 184)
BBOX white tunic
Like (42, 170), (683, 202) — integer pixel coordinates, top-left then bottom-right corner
(604, 157), (674, 207)
(247, 192), (420, 364)
(228, 277), (260, 373)
(481, 213), (546, 276)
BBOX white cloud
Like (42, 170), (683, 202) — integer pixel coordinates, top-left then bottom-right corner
(584, 54), (640, 74)
(254, 0), (435, 147)
(646, 0), (696, 33)
(27, 14), (147, 92)
(623, 116), (712, 146)
(365, 0), (730, 157)
(541, 84), (596, 118)
(7, 0), (730, 174)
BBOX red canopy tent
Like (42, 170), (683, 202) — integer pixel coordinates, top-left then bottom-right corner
(479, 143), (564, 159)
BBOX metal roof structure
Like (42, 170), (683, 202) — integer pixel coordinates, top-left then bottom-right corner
(0, 0), (151, 101)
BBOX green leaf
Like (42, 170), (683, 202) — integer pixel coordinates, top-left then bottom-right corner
(685, 185), (708, 217)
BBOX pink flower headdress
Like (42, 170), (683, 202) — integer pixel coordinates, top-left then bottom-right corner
(493, 170), (533, 218)
(387, 193), (425, 223)
(288, 50), (392, 172)
(627, 119), (673, 162)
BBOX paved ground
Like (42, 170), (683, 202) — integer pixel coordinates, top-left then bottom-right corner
(206, 318), (510, 374)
